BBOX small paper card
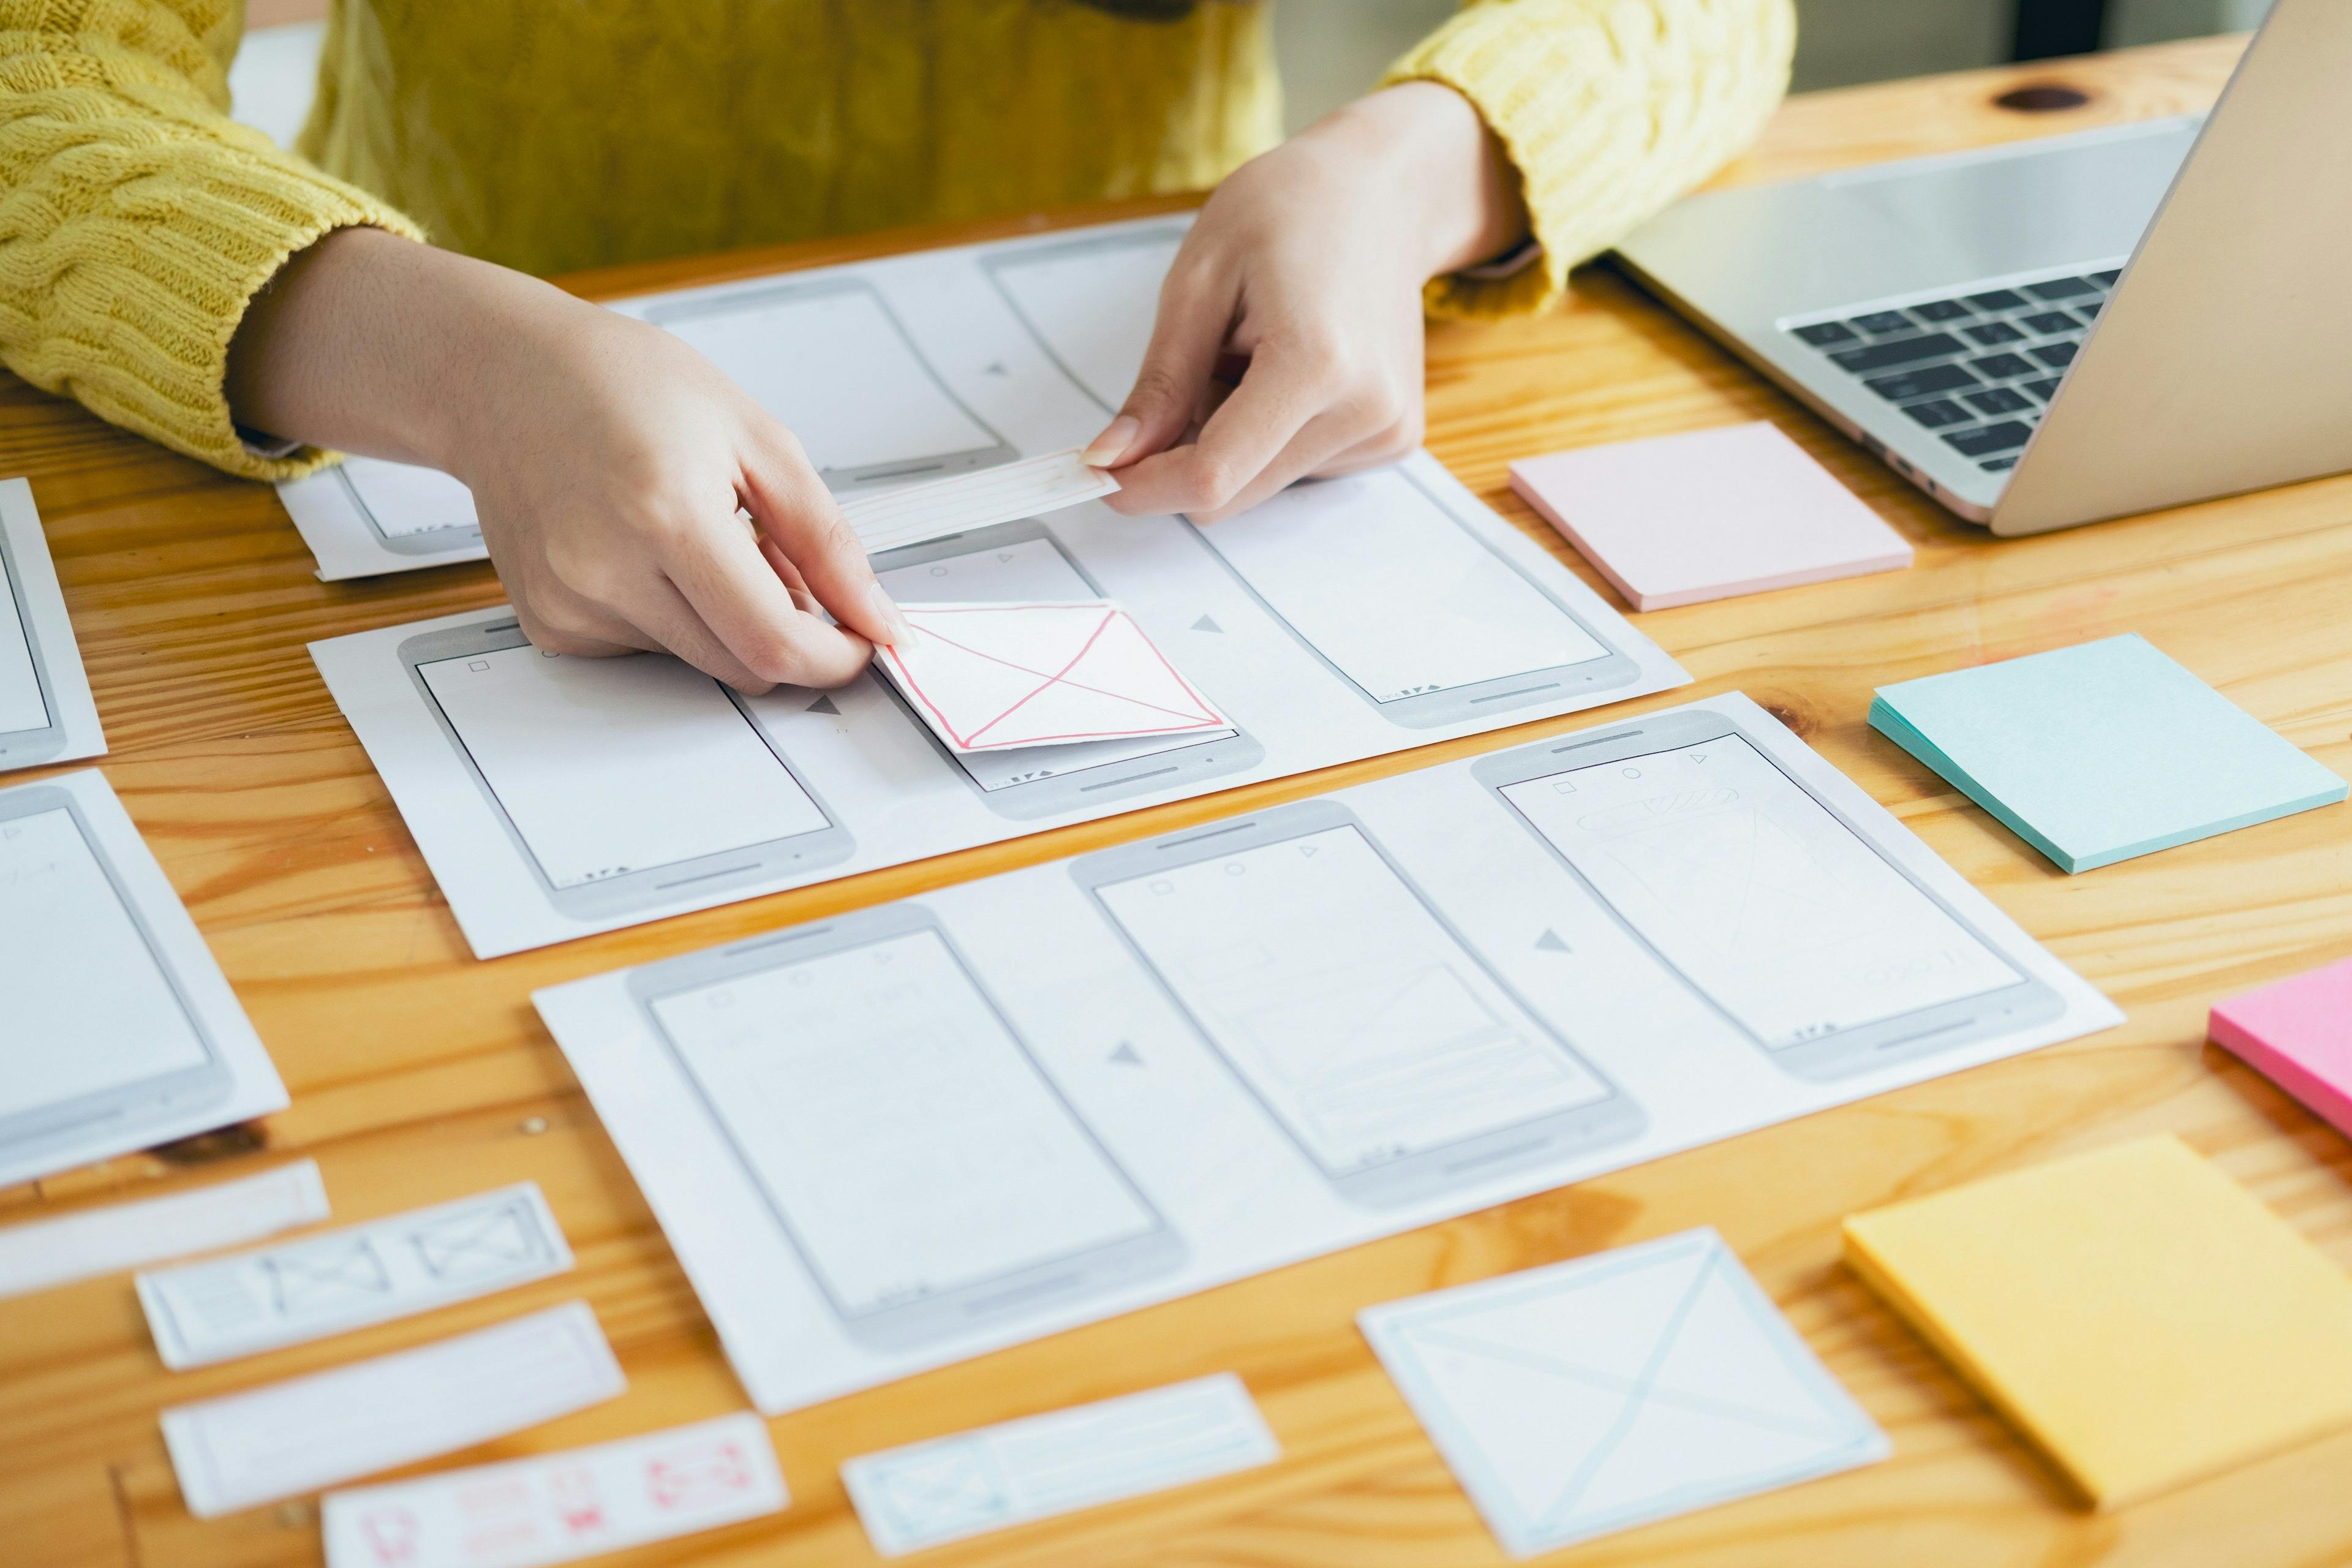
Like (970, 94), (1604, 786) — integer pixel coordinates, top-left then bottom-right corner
(320, 1412), (787, 1568)
(162, 1302), (627, 1519)
(0, 1161), (328, 1302)
(839, 448), (1120, 555)
(138, 1182), (573, 1370)
(874, 601), (1227, 752)
(1360, 1229), (1888, 1558)
(2210, 957), (2352, 1141)
(842, 1373), (1278, 1556)
(1508, 423), (1912, 611)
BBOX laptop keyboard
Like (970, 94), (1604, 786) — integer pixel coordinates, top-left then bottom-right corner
(1784, 268), (2120, 475)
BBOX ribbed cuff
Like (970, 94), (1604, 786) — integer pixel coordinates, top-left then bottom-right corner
(1383, 0), (1796, 322)
(23, 140), (423, 482)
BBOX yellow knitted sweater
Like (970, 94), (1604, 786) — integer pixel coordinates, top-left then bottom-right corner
(0, 0), (1793, 481)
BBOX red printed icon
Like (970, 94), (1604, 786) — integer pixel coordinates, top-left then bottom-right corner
(358, 1506), (420, 1565)
(549, 1464), (608, 1535)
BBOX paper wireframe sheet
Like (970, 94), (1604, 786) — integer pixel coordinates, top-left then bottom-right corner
(1360, 1229), (1888, 1557)
(0, 769), (290, 1189)
(162, 1302), (626, 1518)
(321, 1412), (787, 1568)
(876, 601), (1226, 752)
(533, 694), (2120, 1416)
(839, 448), (1120, 555)
(843, 1374), (1277, 1556)
(314, 446), (1686, 958)
(0, 1160), (328, 1302)
(138, 1182), (573, 1369)
(0, 476), (104, 771)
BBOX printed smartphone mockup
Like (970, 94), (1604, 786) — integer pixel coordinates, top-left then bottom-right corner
(0, 523), (64, 767)
(1074, 800), (1645, 1207)
(634, 903), (1185, 1349)
(1472, 711), (2065, 1080)
(399, 618), (854, 921)
(0, 786), (232, 1162)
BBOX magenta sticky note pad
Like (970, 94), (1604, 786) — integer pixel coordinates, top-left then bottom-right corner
(1509, 421), (1913, 611)
(2211, 957), (2352, 1140)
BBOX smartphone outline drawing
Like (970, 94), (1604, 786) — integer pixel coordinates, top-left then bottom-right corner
(639, 274), (1019, 492)
(867, 519), (1265, 820)
(0, 783), (233, 1164)
(0, 520), (66, 767)
(1071, 797), (1646, 1208)
(332, 458), (485, 558)
(1470, 709), (2067, 1081)
(397, 616), (855, 922)
(630, 900), (1187, 1350)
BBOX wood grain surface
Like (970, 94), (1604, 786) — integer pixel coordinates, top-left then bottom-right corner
(10, 32), (2352, 1568)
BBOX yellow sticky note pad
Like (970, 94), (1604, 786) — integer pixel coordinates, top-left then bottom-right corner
(1843, 1135), (2352, 1508)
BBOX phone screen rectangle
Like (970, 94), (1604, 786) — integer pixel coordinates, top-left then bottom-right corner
(1193, 469), (1609, 706)
(0, 548), (47, 735)
(873, 535), (1235, 792)
(416, 647), (827, 891)
(650, 929), (1162, 1319)
(987, 232), (1186, 412)
(656, 287), (1000, 476)
(1497, 734), (2026, 1047)
(0, 807), (206, 1120)
(1091, 823), (1610, 1178)
(341, 458), (480, 538)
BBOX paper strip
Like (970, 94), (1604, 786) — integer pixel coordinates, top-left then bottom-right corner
(321, 1412), (786, 1568)
(0, 1161), (327, 1302)
(840, 448), (1119, 555)
(138, 1182), (573, 1370)
(162, 1302), (627, 1520)
(842, 1373), (1277, 1556)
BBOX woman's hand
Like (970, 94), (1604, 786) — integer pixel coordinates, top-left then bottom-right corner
(228, 228), (908, 692)
(1083, 81), (1529, 522)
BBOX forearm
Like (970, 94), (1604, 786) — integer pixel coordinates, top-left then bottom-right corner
(1292, 81), (1530, 282)
(225, 228), (581, 467)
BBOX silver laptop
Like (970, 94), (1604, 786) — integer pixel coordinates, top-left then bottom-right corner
(1613, 0), (2352, 535)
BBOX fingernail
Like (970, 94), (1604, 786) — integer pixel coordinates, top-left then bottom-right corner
(868, 584), (915, 648)
(1081, 415), (1140, 469)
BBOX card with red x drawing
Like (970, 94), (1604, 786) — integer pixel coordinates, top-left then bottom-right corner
(875, 601), (1227, 752)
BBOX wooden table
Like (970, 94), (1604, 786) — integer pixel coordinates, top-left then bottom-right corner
(6, 32), (2348, 1568)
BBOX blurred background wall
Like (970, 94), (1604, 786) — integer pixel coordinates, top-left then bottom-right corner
(230, 1), (2278, 153)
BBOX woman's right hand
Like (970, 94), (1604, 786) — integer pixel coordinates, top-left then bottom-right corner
(227, 227), (908, 693)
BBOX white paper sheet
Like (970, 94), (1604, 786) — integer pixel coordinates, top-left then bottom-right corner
(840, 448), (1120, 554)
(876, 601), (1227, 752)
(1360, 1228), (1888, 1558)
(533, 695), (2124, 1415)
(0, 1160), (326, 1301)
(0, 477), (104, 771)
(0, 770), (290, 1188)
(138, 1182), (573, 1369)
(313, 445), (1683, 958)
(843, 1374), (1277, 1557)
(320, 1412), (786, 1568)
(162, 1302), (626, 1519)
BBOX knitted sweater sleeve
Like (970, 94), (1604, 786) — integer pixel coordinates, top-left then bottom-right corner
(1384, 0), (1796, 318)
(0, 1), (421, 480)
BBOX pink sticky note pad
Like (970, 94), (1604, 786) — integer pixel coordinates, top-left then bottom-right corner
(2211, 957), (2352, 1140)
(1508, 421), (1913, 611)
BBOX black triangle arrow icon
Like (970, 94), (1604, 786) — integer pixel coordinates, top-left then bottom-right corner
(1191, 615), (1223, 633)
(1109, 1042), (1143, 1066)
(805, 695), (840, 715)
(1536, 930), (1570, 952)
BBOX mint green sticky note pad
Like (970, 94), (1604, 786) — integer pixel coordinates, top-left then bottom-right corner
(1869, 634), (2347, 873)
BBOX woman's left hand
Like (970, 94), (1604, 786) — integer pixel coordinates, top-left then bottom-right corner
(1083, 81), (1528, 522)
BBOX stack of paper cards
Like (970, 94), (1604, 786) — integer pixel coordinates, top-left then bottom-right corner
(1869, 633), (2348, 872)
(1359, 1229), (1887, 1558)
(836, 448), (1120, 555)
(1844, 1135), (2352, 1508)
(1507, 422), (1912, 611)
(874, 601), (1226, 752)
(2211, 957), (2352, 1140)
(1, 476), (104, 771)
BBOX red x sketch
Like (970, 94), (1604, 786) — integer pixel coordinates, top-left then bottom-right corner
(875, 601), (1227, 752)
